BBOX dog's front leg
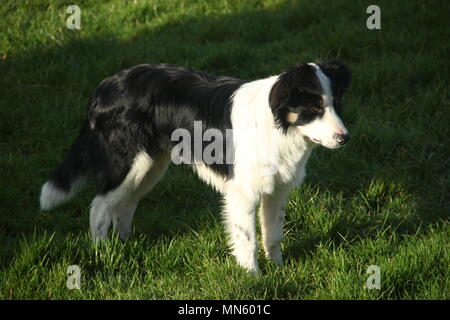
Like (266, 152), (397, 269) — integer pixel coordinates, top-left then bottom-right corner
(259, 183), (293, 265)
(222, 184), (260, 273)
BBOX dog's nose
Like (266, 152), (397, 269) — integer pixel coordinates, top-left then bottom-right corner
(336, 133), (350, 145)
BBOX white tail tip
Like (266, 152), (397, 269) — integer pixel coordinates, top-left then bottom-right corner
(39, 181), (71, 211)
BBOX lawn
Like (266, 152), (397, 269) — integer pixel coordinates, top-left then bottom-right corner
(0, 0), (448, 299)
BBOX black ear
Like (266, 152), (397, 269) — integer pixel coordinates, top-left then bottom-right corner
(318, 60), (351, 97)
(283, 63), (320, 92)
(269, 64), (320, 131)
(269, 63), (318, 110)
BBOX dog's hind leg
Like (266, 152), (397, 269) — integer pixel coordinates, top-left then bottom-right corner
(110, 153), (171, 240)
(90, 195), (113, 240)
(89, 151), (170, 240)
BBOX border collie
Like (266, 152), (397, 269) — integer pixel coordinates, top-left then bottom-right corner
(40, 61), (351, 273)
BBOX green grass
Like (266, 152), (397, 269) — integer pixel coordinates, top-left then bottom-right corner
(0, 0), (449, 299)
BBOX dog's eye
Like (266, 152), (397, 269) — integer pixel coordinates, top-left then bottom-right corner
(311, 106), (321, 113)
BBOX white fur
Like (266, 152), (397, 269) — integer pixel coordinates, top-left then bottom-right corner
(221, 182), (260, 272)
(40, 177), (86, 210)
(89, 195), (112, 240)
(259, 182), (293, 264)
(214, 76), (316, 272)
(89, 151), (170, 240)
(192, 163), (227, 193)
(308, 63), (333, 103)
(230, 76), (281, 195)
(216, 67), (347, 271)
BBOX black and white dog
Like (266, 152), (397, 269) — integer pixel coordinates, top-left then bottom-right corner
(40, 61), (351, 272)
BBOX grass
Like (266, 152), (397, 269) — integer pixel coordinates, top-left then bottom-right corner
(0, 0), (448, 299)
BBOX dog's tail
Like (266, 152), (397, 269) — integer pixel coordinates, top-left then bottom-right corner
(40, 122), (93, 210)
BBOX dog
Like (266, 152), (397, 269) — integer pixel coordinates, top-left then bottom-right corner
(40, 61), (351, 273)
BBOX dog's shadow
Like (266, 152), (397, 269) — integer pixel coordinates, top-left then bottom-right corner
(131, 165), (223, 242)
(282, 148), (447, 262)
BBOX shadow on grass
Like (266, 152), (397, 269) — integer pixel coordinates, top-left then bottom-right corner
(284, 168), (448, 263)
(1, 1), (448, 276)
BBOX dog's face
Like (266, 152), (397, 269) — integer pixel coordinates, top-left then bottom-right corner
(270, 61), (351, 149)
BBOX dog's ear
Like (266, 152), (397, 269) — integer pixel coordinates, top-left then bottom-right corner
(269, 63), (317, 110)
(285, 63), (318, 89)
(318, 60), (351, 98)
(269, 64), (320, 131)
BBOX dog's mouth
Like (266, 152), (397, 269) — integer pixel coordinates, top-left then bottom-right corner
(309, 137), (342, 149)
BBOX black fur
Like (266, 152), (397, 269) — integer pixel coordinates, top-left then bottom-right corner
(50, 63), (245, 195)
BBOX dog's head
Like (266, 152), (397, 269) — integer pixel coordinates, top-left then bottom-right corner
(269, 60), (351, 149)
